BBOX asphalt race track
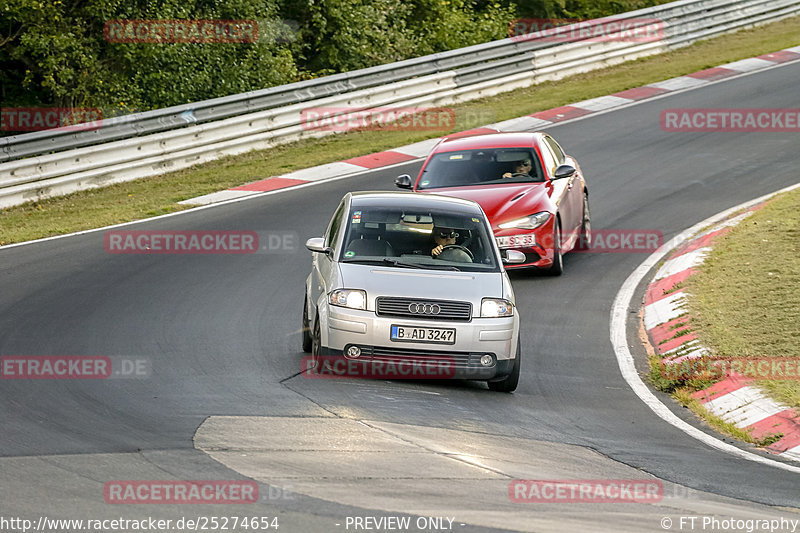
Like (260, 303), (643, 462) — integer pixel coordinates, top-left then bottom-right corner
(1, 61), (798, 531)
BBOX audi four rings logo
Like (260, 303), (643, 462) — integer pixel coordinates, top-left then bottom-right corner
(409, 303), (441, 315)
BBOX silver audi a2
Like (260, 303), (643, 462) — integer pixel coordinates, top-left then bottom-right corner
(302, 191), (523, 392)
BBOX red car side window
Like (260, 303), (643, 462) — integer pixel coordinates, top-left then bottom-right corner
(539, 142), (558, 177)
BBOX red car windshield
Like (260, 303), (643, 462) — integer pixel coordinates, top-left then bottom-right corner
(417, 148), (545, 190)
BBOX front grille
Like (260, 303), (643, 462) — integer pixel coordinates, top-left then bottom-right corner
(354, 345), (494, 369)
(376, 297), (472, 321)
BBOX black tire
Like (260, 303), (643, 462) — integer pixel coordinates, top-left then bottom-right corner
(488, 339), (521, 392)
(577, 193), (592, 251)
(301, 294), (312, 353)
(544, 221), (563, 276)
(311, 314), (322, 372)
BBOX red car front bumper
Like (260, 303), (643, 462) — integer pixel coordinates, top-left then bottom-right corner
(495, 216), (558, 270)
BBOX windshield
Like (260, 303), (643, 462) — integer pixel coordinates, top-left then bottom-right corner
(417, 148), (545, 189)
(339, 206), (500, 272)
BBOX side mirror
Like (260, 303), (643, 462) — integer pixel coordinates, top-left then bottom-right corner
(553, 164), (576, 180)
(395, 174), (413, 189)
(502, 250), (526, 265)
(305, 237), (331, 254)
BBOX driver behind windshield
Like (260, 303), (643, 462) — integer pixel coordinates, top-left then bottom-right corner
(502, 158), (533, 179)
(430, 227), (458, 257)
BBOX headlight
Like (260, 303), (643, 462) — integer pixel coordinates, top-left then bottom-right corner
(481, 298), (514, 317)
(329, 289), (367, 310)
(498, 211), (551, 230)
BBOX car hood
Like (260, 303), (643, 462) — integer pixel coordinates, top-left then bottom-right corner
(337, 263), (505, 311)
(425, 184), (552, 229)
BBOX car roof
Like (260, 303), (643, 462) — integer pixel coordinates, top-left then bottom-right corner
(434, 132), (544, 152)
(349, 191), (484, 215)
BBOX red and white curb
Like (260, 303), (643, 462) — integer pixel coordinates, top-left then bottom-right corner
(643, 205), (800, 462)
(180, 46), (800, 206)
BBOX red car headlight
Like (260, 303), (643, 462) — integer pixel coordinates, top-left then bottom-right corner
(498, 212), (551, 230)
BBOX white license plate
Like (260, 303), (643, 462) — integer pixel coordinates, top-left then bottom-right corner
(496, 234), (535, 249)
(391, 325), (456, 344)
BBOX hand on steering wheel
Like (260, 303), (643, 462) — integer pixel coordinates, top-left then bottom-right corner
(436, 244), (474, 260)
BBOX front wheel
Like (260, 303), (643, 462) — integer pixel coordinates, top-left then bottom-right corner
(301, 294), (312, 353)
(577, 193), (591, 250)
(544, 221), (563, 276)
(311, 314), (322, 371)
(488, 339), (521, 392)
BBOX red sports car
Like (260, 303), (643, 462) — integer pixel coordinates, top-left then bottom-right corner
(395, 132), (590, 274)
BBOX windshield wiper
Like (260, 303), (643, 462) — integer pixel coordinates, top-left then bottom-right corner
(381, 258), (426, 269)
(342, 258), (426, 269)
(382, 258), (461, 272)
(342, 258), (461, 271)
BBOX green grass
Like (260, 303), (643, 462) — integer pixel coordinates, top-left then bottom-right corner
(650, 361), (783, 447)
(649, 186), (800, 448)
(686, 187), (800, 410)
(2, 15), (800, 244)
(674, 388), (784, 447)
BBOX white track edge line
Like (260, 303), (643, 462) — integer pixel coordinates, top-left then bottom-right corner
(3, 55), (799, 252)
(538, 56), (800, 126)
(610, 181), (800, 473)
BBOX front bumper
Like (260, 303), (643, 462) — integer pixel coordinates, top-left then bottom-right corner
(320, 306), (519, 380)
(495, 218), (556, 270)
(318, 346), (516, 380)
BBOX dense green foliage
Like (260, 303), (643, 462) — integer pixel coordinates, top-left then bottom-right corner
(514, 0), (672, 18)
(0, 0), (672, 119)
(1, 0), (298, 116)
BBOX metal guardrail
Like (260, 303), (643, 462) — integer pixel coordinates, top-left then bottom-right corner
(1, 0), (798, 208)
